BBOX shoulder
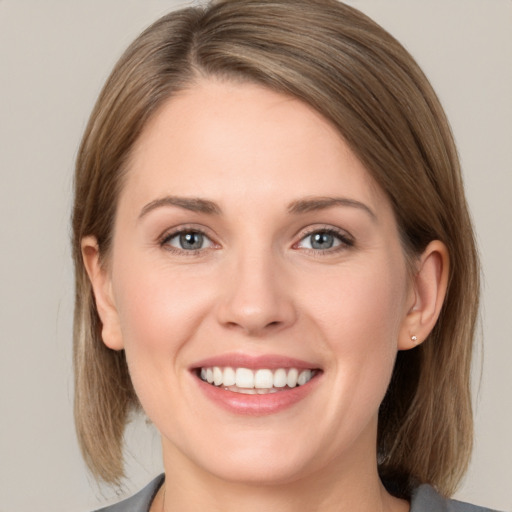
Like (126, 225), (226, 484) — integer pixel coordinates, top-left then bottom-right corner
(92, 474), (165, 512)
(411, 484), (504, 512)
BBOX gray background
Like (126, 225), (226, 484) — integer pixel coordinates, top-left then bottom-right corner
(0, 1), (511, 511)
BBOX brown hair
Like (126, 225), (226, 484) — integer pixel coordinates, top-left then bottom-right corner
(72, 0), (479, 497)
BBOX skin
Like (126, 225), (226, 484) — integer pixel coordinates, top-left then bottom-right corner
(83, 80), (448, 512)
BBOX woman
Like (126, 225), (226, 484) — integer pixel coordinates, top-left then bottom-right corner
(72, 0), (500, 510)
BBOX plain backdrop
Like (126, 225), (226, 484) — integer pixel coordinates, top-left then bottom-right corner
(0, 1), (511, 511)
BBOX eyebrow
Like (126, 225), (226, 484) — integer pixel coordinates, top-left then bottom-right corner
(287, 196), (376, 220)
(139, 196), (222, 218)
(138, 195), (376, 220)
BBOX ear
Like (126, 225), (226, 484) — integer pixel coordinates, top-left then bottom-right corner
(81, 236), (124, 351)
(398, 240), (449, 350)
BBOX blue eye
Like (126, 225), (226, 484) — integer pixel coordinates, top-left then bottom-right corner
(297, 229), (352, 251)
(163, 230), (213, 251)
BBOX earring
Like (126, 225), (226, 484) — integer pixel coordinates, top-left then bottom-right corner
(411, 335), (418, 344)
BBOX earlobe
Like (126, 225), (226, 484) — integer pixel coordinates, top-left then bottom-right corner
(398, 240), (449, 350)
(81, 236), (124, 351)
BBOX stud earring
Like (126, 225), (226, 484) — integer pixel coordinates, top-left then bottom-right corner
(411, 335), (418, 344)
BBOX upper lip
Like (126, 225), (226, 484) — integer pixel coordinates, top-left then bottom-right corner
(191, 353), (321, 370)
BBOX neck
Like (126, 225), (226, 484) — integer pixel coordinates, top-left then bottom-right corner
(160, 468), (405, 512)
(157, 434), (409, 512)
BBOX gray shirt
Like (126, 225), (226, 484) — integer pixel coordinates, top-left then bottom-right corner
(93, 474), (502, 512)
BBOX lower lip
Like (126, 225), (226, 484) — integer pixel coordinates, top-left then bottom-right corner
(194, 373), (321, 416)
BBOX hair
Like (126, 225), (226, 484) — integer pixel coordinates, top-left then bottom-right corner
(72, 0), (479, 498)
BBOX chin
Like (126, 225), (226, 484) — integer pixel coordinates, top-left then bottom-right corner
(200, 452), (314, 487)
(162, 424), (322, 487)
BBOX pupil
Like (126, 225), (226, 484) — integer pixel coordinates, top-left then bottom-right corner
(180, 232), (203, 250)
(311, 232), (333, 249)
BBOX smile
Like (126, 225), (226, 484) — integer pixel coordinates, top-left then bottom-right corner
(199, 367), (317, 394)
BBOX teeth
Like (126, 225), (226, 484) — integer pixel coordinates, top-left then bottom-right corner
(199, 366), (316, 391)
(236, 388), (257, 395)
(273, 368), (287, 388)
(235, 368), (254, 388)
(254, 369), (273, 389)
(298, 369), (312, 386)
(287, 368), (298, 388)
(223, 367), (236, 386)
(213, 367), (223, 386)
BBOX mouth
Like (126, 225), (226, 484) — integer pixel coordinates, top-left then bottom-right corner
(197, 366), (319, 394)
(192, 355), (322, 414)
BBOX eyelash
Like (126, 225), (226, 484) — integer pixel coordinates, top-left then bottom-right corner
(159, 227), (217, 255)
(158, 226), (354, 255)
(294, 227), (354, 255)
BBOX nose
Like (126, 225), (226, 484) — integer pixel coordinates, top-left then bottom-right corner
(216, 250), (297, 337)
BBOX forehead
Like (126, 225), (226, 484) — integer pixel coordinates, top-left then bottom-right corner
(122, 79), (388, 215)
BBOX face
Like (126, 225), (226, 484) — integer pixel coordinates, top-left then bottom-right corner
(96, 80), (415, 485)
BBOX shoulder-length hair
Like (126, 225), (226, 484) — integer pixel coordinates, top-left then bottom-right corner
(72, 0), (479, 497)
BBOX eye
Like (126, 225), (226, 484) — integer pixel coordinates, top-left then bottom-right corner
(162, 230), (215, 252)
(296, 229), (352, 252)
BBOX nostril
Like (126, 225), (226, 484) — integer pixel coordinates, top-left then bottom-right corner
(215, 281), (298, 335)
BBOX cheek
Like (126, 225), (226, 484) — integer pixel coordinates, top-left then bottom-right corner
(111, 251), (217, 374)
(111, 258), (221, 426)
(304, 258), (406, 340)
(300, 257), (407, 397)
